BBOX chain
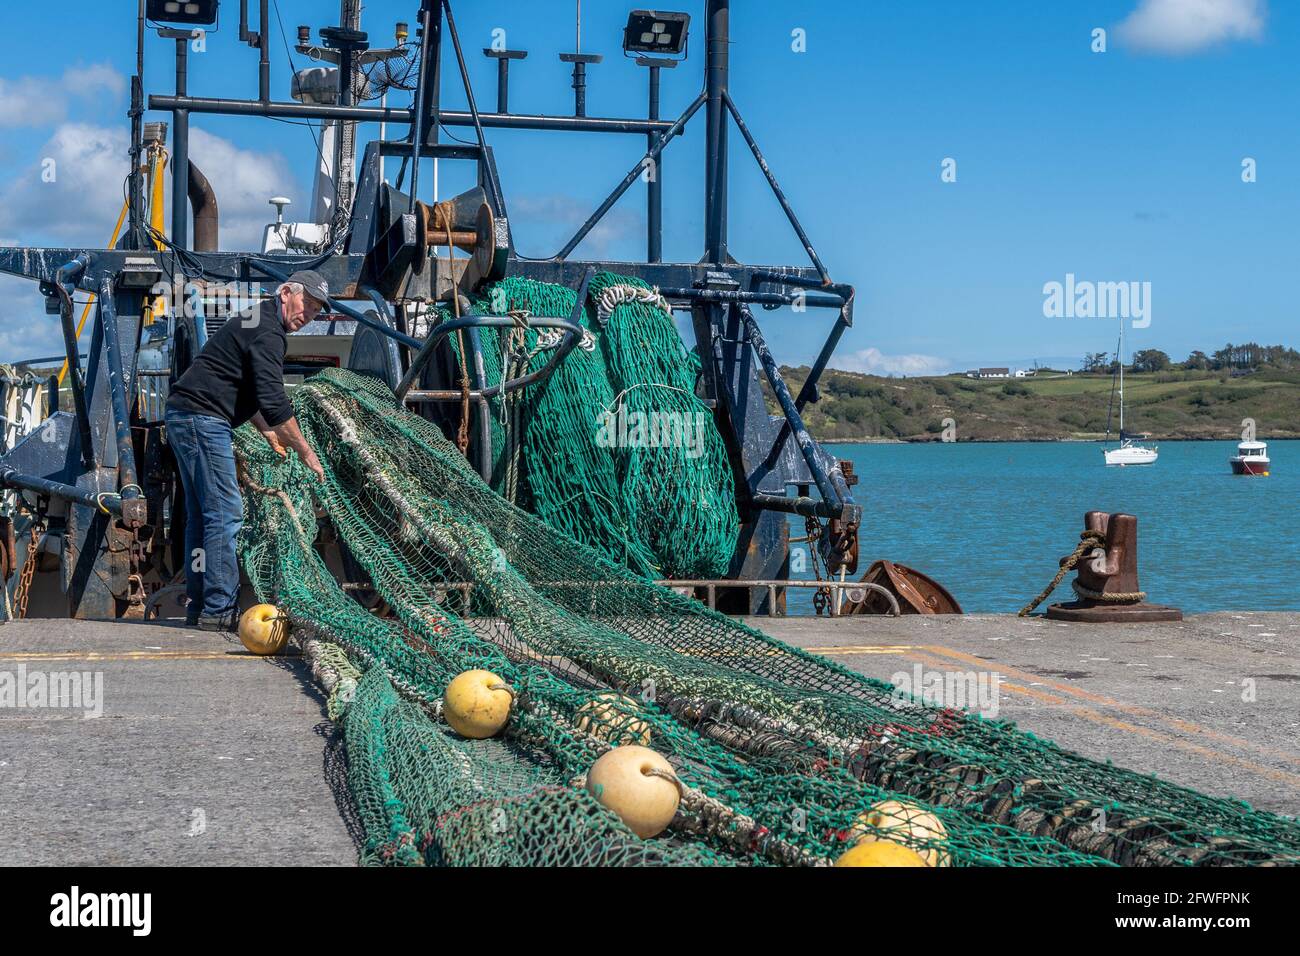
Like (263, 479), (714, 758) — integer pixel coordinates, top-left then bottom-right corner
(804, 516), (832, 615)
(14, 521), (42, 619)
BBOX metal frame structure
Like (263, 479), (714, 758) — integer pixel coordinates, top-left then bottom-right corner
(0, 0), (860, 618)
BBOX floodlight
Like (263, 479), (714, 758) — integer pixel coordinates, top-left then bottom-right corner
(623, 10), (689, 56)
(146, 0), (220, 27)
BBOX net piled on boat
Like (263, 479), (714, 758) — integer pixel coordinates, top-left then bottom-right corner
(440, 272), (738, 580)
(235, 366), (1300, 868)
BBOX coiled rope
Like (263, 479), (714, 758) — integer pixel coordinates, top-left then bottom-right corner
(1018, 529), (1106, 617)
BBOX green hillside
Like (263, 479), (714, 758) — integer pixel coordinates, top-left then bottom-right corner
(771, 367), (1300, 442)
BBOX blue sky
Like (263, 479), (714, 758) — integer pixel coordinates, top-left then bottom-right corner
(0, 0), (1295, 373)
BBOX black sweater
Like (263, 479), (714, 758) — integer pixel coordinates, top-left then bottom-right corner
(167, 299), (294, 428)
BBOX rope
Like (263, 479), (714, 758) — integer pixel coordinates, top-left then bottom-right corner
(1017, 529), (1106, 617)
(568, 759), (823, 867)
(1072, 580), (1147, 603)
(499, 309), (531, 504)
(643, 765), (685, 797)
(595, 283), (670, 327)
(599, 382), (695, 416)
(442, 211), (472, 457)
(237, 462), (315, 545)
(670, 778), (828, 867)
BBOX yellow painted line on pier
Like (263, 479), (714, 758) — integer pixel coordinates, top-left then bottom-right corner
(916, 644), (1300, 772)
(671, 644), (916, 661)
(772, 640), (1300, 785)
(809, 645), (916, 656)
(992, 679), (1300, 789)
(871, 643), (1300, 786)
(0, 650), (280, 663)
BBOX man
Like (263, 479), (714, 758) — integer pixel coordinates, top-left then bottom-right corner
(165, 271), (328, 631)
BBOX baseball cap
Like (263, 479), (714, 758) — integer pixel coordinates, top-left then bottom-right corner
(287, 269), (331, 306)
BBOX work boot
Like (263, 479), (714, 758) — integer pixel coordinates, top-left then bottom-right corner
(197, 610), (238, 634)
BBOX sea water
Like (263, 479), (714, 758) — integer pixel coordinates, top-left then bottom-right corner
(786, 439), (1299, 614)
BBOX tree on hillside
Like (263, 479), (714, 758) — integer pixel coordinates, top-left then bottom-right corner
(1207, 342), (1300, 370)
(1212, 343), (1250, 369)
(1183, 350), (1210, 370)
(1081, 352), (1110, 372)
(1131, 349), (1171, 372)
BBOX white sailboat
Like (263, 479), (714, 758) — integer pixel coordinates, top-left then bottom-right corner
(1103, 321), (1158, 466)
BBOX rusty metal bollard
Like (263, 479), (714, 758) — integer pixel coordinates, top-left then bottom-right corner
(1046, 511), (1182, 622)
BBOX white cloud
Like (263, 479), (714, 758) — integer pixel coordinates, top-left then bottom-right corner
(837, 347), (950, 377)
(0, 77), (53, 128)
(0, 276), (65, 364)
(1117, 0), (1266, 54)
(61, 64), (128, 99)
(0, 63), (126, 128)
(0, 123), (130, 247)
(184, 127), (303, 251)
(0, 124), (303, 361)
(0, 123), (302, 252)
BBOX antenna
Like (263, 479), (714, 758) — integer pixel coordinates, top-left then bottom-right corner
(560, 0), (601, 117)
(269, 196), (292, 226)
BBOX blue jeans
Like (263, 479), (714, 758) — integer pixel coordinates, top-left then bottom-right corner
(165, 409), (243, 619)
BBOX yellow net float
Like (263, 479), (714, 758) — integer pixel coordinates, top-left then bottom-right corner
(443, 669), (514, 739)
(585, 745), (681, 839)
(575, 693), (651, 745)
(849, 799), (951, 867)
(238, 604), (290, 655)
(834, 841), (930, 867)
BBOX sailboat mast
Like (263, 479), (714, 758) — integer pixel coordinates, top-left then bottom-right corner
(1118, 318), (1125, 435)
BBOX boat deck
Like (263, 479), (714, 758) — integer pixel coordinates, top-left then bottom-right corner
(0, 612), (1296, 865)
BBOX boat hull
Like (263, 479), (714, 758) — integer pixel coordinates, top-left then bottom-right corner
(1230, 458), (1270, 476)
(1104, 446), (1158, 466)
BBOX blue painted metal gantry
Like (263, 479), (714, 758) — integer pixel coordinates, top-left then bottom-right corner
(0, 0), (860, 617)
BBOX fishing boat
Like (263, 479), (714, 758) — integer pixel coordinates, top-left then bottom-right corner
(0, 0), (869, 621)
(1229, 440), (1270, 476)
(1103, 321), (1157, 466)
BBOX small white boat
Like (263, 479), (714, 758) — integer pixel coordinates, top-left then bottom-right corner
(1105, 439), (1159, 466)
(1102, 320), (1157, 466)
(1229, 440), (1270, 476)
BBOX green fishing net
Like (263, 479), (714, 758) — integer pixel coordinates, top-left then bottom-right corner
(438, 272), (738, 579)
(233, 356), (1300, 867)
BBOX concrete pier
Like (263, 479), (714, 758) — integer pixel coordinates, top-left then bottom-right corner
(1, 611), (1296, 865)
(0, 620), (358, 866)
(758, 612), (1300, 818)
